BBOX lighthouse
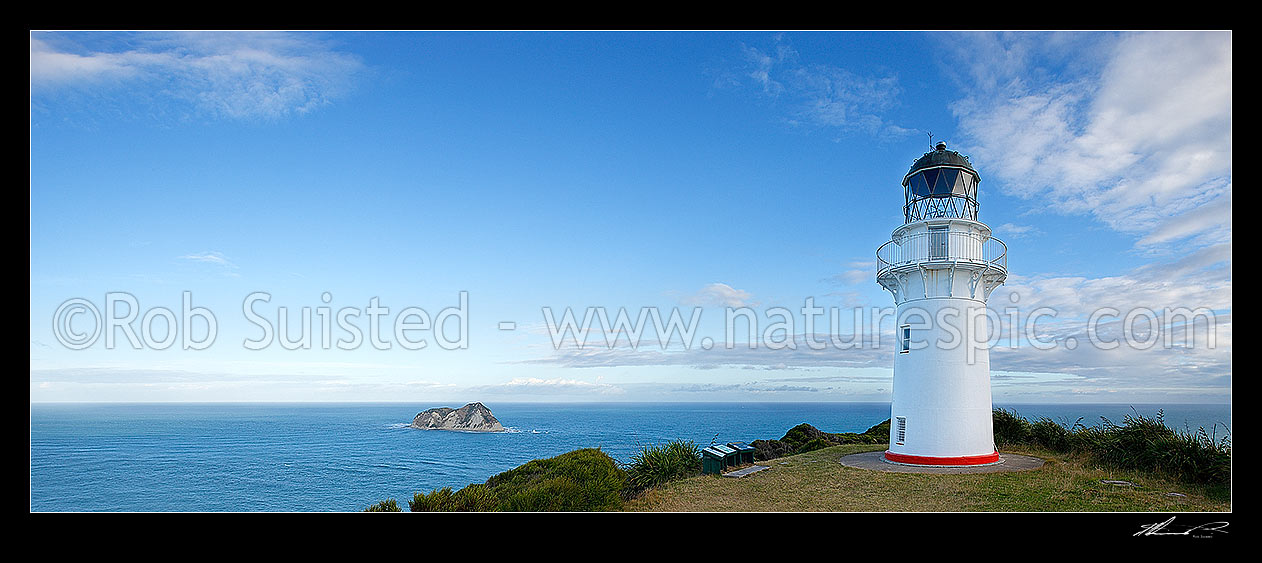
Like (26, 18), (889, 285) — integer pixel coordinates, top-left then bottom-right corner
(876, 142), (1008, 466)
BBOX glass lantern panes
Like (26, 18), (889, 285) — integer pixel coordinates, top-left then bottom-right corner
(954, 172), (977, 198)
(933, 169), (957, 195)
(920, 169), (939, 196)
(903, 167), (979, 223)
(908, 172), (930, 197)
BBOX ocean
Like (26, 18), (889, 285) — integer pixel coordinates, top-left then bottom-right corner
(29, 402), (1231, 512)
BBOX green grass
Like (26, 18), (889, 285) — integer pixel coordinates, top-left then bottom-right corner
(624, 444), (1231, 512)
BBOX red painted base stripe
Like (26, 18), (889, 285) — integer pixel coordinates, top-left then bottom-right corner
(884, 450), (1000, 466)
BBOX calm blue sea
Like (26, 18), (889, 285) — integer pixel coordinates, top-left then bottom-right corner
(29, 402), (1231, 512)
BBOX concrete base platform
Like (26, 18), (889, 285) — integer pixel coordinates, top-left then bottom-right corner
(839, 451), (1045, 474)
(722, 465), (770, 478)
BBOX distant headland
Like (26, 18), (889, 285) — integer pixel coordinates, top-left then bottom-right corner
(410, 402), (504, 432)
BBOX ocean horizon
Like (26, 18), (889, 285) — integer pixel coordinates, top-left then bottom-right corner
(30, 401), (1231, 512)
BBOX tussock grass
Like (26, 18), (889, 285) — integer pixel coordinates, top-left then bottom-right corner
(993, 408), (1230, 498)
(624, 439), (702, 493)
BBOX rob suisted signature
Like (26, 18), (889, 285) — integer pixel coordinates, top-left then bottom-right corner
(1135, 516), (1229, 537)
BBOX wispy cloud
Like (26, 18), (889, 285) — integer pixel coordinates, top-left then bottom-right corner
(519, 331), (891, 371)
(468, 377), (625, 396)
(179, 251), (237, 269)
(733, 35), (911, 139)
(943, 31), (1231, 249)
(680, 282), (754, 308)
(925, 31), (1231, 402)
(994, 223), (1041, 239)
(988, 243), (1230, 393)
(31, 31), (364, 120)
(671, 382), (820, 394)
(1135, 192), (1232, 249)
(829, 260), (875, 286)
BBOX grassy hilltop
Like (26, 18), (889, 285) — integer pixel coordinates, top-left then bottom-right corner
(626, 443), (1228, 512)
(365, 409), (1230, 512)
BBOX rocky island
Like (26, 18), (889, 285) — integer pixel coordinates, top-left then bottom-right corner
(410, 402), (504, 432)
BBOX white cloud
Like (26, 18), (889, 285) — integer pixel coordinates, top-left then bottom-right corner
(946, 31), (1231, 247)
(30, 36), (137, 85)
(31, 31), (364, 120)
(927, 31), (1232, 401)
(1136, 190), (1232, 248)
(680, 282), (754, 308)
(986, 242), (1230, 392)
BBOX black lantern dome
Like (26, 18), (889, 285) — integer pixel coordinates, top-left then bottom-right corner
(901, 142), (980, 223)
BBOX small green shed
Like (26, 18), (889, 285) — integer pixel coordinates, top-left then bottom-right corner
(727, 442), (756, 465)
(702, 444), (739, 475)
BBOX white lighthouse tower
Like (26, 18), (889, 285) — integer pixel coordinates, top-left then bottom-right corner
(876, 142), (1008, 466)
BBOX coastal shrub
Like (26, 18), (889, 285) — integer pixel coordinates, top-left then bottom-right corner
(860, 419), (891, 441)
(625, 439), (702, 492)
(821, 419), (889, 445)
(751, 439), (793, 461)
(780, 423), (825, 452)
(364, 499), (402, 512)
(797, 437), (832, 454)
(451, 484), (497, 512)
(484, 448), (626, 511)
(409, 487), (456, 512)
(749, 419), (893, 462)
(825, 427), (888, 444)
(403, 448), (628, 512)
(409, 484), (499, 512)
(496, 476), (587, 511)
(821, 431), (864, 443)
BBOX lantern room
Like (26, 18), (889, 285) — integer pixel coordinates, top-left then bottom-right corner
(901, 141), (979, 223)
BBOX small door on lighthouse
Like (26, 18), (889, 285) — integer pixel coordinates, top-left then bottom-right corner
(929, 225), (949, 259)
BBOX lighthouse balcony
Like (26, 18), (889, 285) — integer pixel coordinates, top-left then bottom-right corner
(876, 230), (1007, 280)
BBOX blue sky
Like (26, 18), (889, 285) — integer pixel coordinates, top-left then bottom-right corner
(30, 31), (1231, 403)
